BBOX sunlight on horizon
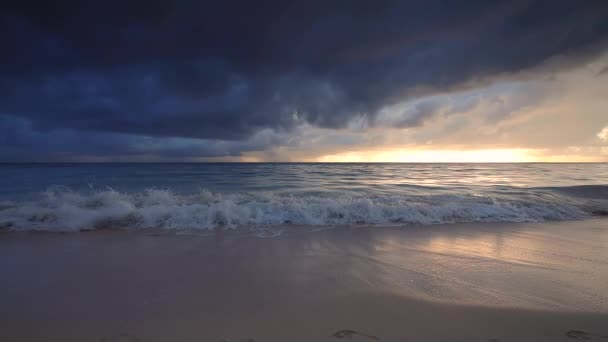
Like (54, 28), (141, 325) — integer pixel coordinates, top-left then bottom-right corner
(316, 148), (599, 163)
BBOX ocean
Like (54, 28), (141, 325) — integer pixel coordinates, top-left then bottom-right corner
(0, 163), (607, 232)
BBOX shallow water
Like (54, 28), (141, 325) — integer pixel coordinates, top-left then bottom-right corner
(0, 163), (607, 231)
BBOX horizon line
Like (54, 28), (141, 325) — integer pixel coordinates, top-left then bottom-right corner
(1, 161), (606, 164)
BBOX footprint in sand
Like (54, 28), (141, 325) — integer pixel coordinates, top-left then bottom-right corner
(332, 330), (380, 340)
(566, 330), (608, 340)
(567, 331), (593, 340)
(100, 333), (141, 342)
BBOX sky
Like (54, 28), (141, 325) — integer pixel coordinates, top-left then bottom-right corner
(1, 0), (608, 162)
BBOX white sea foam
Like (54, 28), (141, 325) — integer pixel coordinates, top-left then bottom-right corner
(0, 187), (603, 232)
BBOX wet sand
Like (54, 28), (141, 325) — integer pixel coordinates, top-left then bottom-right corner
(1, 219), (607, 341)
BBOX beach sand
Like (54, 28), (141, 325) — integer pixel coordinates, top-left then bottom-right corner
(1, 219), (607, 341)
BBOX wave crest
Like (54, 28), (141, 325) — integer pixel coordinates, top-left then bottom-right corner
(0, 186), (604, 232)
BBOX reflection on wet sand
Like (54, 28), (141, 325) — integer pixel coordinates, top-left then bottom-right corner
(275, 220), (608, 311)
(0, 219), (607, 341)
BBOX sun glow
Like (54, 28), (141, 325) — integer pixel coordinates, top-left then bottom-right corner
(318, 148), (537, 163)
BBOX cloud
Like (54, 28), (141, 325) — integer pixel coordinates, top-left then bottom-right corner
(0, 115), (283, 162)
(249, 57), (608, 161)
(598, 126), (608, 142)
(1, 1), (608, 160)
(375, 99), (444, 128)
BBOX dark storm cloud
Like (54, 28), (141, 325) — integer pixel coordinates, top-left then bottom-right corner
(1, 0), (608, 159)
(0, 115), (278, 161)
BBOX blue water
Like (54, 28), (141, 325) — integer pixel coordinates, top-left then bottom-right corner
(0, 163), (607, 231)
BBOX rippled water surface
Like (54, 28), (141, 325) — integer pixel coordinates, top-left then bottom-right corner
(0, 163), (607, 231)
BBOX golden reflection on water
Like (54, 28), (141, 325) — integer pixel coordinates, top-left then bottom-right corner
(344, 164), (531, 188)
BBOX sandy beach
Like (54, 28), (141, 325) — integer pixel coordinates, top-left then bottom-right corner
(1, 219), (607, 341)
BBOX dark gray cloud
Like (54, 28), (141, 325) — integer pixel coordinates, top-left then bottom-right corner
(375, 100), (445, 128)
(0, 115), (280, 161)
(1, 0), (608, 160)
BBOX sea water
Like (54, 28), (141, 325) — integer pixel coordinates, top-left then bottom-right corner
(0, 163), (606, 231)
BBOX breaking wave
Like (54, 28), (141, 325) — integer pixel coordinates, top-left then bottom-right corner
(0, 185), (606, 232)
